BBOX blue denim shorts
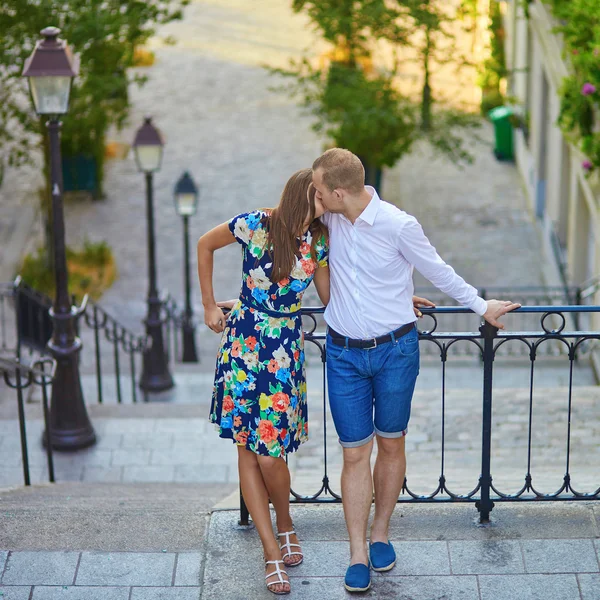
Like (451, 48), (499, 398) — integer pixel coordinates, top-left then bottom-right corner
(326, 325), (420, 448)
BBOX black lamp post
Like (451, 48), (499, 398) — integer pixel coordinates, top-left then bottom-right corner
(174, 171), (199, 363)
(133, 117), (174, 392)
(22, 27), (96, 450)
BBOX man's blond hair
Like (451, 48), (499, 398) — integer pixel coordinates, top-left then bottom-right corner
(312, 148), (364, 194)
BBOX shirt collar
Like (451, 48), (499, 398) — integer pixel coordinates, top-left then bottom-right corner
(357, 186), (381, 226)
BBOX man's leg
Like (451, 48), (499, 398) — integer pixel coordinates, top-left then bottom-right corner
(371, 326), (419, 546)
(341, 439), (374, 566)
(371, 436), (406, 543)
(325, 334), (374, 570)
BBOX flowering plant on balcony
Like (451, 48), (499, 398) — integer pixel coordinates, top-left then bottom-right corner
(545, 0), (600, 174)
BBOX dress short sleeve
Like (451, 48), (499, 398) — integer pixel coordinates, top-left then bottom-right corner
(228, 211), (264, 246)
(316, 233), (329, 268)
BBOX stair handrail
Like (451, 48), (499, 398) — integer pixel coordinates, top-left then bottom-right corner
(0, 355), (56, 486)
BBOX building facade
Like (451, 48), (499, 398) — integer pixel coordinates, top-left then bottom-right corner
(504, 0), (599, 302)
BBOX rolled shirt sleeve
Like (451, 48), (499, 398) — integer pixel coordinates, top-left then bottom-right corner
(396, 216), (487, 316)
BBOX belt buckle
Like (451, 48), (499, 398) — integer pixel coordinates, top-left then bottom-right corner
(364, 337), (378, 350)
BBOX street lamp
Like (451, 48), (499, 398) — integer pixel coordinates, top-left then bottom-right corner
(22, 27), (96, 450)
(174, 171), (199, 363)
(133, 117), (174, 392)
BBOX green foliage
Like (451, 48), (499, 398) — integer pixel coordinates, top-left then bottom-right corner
(543, 0), (600, 172)
(479, 0), (507, 114)
(271, 61), (417, 168)
(284, 0), (483, 168)
(320, 64), (418, 167)
(0, 0), (188, 195)
(20, 248), (55, 297)
(20, 238), (116, 301)
(481, 90), (505, 115)
(66, 239), (113, 266)
(425, 108), (482, 165)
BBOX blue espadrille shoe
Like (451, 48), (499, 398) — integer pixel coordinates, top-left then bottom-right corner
(344, 563), (371, 593)
(369, 541), (396, 572)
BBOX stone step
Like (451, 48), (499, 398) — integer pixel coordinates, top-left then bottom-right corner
(0, 482), (235, 552)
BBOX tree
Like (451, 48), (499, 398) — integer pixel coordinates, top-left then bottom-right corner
(0, 0), (188, 184)
(282, 0), (418, 180)
(272, 60), (417, 177)
(0, 0), (188, 263)
(285, 0), (483, 169)
(389, 1), (482, 163)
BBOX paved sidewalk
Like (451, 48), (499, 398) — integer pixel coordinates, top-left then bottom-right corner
(1, 499), (599, 599)
(0, 551), (202, 600)
(204, 503), (600, 599)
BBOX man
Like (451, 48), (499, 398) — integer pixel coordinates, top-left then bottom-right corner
(312, 148), (520, 593)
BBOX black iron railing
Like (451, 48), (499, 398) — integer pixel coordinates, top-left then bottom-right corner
(0, 281), (17, 357)
(238, 305), (600, 526)
(161, 290), (189, 364)
(0, 356), (56, 486)
(412, 285), (600, 356)
(0, 278), (197, 403)
(0, 277), (53, 360)
(82, 302), (149, 404)
(0, 278), (150, 403)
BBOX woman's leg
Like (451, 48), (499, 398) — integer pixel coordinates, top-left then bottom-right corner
(256, 455), (302, 566)
(237, 446), (290, 593)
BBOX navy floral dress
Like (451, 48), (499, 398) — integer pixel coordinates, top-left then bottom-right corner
(209, 210), (329, 457)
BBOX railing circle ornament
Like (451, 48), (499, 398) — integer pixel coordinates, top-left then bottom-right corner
(540, 311), (566, 334)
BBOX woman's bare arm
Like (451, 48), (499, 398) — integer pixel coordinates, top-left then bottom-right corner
(313, 265), (330, 306)
(197, 222), (237, 332)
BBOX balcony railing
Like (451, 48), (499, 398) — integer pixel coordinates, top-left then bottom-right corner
(238, 305), (600, 526)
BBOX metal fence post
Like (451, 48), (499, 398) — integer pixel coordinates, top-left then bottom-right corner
(476, 320), (497, 523)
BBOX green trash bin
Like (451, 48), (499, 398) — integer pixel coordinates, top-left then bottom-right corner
(488, 106), (514, 161)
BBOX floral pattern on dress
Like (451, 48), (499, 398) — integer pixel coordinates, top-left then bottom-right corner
(209, 210), (328, 457)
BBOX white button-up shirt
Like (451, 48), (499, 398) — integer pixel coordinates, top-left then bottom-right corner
(322, 187), (487, 339)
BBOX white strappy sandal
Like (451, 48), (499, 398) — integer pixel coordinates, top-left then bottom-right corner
(278, 530), (304, 566)
(265, 559), (290, 595)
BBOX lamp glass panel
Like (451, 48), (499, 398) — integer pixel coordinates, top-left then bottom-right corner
(176, 193), (197, 216)
(29, 76), (71, 114)
(134, 145), (162, 172)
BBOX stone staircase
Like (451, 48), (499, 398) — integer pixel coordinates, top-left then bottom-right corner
(1, 362), (599, 599)
(0, 482), (233, 551)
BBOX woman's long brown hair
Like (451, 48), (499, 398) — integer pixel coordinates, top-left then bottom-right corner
(265, 168), (328, 283)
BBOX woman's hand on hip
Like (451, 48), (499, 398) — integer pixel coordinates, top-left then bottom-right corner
(205, 304), (227, 333)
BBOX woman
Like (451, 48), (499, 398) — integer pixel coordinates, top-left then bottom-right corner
(197, 169), (329, 595)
